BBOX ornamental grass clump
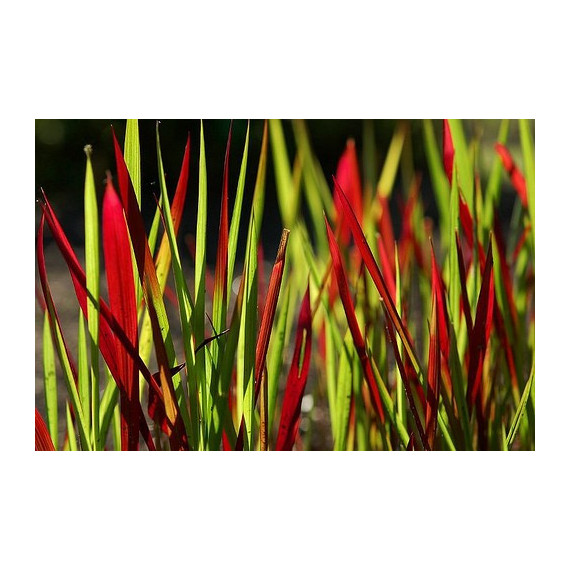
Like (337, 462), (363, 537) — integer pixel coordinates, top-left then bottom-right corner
(36, 119), (534, 450)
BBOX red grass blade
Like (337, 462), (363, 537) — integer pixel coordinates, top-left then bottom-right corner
(37, 214), (79, 385)
(112, 129), (186, 450)
(430, 241), (450, 359)
(103, 178), (140, 450)
(234, 229), (290, 450)
(275, 285), (312, 451)
(254, 229), (290, 403)
(35, 409), (55, 451)
(39, 197), (158, 449)
(459, 193), (474, 250)
(153, 132), (191, 280)
(455, 231), (474, 336)
(335, 139), (363, 246)
(383, 305), (429, 450)
(467, 239), (494, 408)
(325, 216), (385, 423)
(334, 178), (420, 375)
(495, 143), (528, 208)
(443, 119), (454, 186)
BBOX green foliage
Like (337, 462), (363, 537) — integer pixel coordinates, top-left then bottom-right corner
(36, 119), (534, 451)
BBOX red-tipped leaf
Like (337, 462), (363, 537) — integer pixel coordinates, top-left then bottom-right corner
(334, 139), (363, 245)
(275, 285), (312, 451)
(334, 178), (420, 375)
(103, 178), (140, 450)
(254, 229), (290, 402)
(325, 216), (385, 423)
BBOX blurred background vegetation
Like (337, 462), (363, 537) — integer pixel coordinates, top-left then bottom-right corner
(35, 119), (530, 259)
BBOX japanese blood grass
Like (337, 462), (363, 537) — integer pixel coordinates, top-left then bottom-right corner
(264, 119), (534, 451)
(36, 119), (534, 451)
(37, 119), (297, 451)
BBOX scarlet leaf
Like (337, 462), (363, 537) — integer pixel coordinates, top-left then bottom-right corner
(39, 196), (158, 449)
(325, 216), (385, 423)
(443, 119), (454, 186)
(275, 285), (312, 451)
(334, 178), (420, 375)
(153, 132), (191, 280)
(455, 231), (474, 336)
(103, 178), (140, 450)
(334, 139), (363, 245)
(383, 306), (429, 450)
(467, 240), (494, 408)
(430, 242), (450, 359)
(35, 409), (55, 451)
(234, 229), (290, 450)
(254, 229), (289, 402)
(112, 129), (186, 450)
(495, 143), (528, 207)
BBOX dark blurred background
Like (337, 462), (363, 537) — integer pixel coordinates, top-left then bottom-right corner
(35, 119), (528, 260)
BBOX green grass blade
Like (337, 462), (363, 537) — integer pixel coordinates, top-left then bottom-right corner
(448, 170), (461, 328)
(155, 125), (196, 445)
(483, 119), (510, 230)
(42, 311), (58, 449)
(227, 121), (251, 299)
(123, 121), (143, 308)
(38, 216), (91, 450)
(447, 119), (474, 212)
(422, 119), (450, 242)
(111, 400), (121, 451)
(376, 121), (408, 200)
(267, 283), (291, 434)
(194, 121), (208, 446)
(269, 119), (298, 228)
(324, 306), (337, 438)
(98, 366), (119, 450)
(77, 309), (91, 445)
(147, 196), (163, 257)
(124, 119), (141, 206)
(237, 216), (258, 449)
(506, 358), (534, 449)
(334, 332), (353, 451)
(519, 119), (535, 236)
(65, 402), (78, 451)
(83, 145), (100, 449)
(369, 356), (409, 448)
(291, 120), (332, 254)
